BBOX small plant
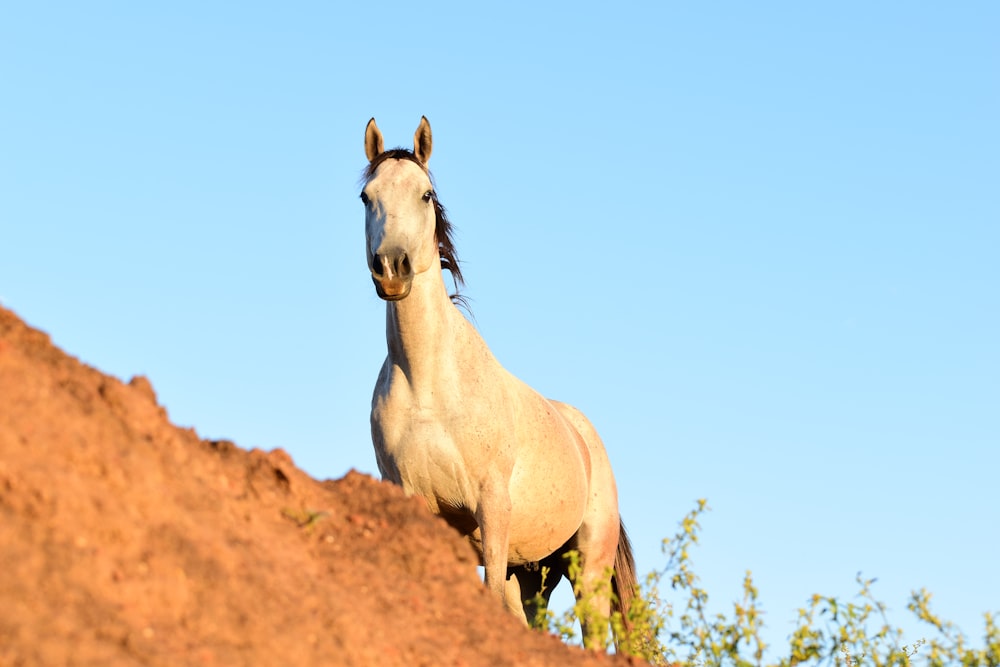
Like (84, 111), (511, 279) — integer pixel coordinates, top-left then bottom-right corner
(280, 507), (329, 531)
(529, 500), (999, 667)
(527, 552), (669, 662)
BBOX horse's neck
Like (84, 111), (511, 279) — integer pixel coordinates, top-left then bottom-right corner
(384, 267), (467, 386)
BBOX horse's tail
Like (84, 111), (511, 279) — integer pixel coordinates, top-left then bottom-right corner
(611, 517), (638, 643)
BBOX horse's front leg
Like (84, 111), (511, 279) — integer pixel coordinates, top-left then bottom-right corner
(475, 480), (512, 604)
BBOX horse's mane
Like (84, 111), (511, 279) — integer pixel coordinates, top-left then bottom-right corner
(363, 149), (465, 297)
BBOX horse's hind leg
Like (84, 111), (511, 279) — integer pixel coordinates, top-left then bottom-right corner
(571, 521), (620, 649)
(505, 554), (569, 628)
(552, 401), (623, 650)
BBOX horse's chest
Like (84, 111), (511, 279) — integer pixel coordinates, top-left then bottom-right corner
(372, 398), (490, 506)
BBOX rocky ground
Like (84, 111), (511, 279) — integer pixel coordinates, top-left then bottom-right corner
(0, 305), (645, 666)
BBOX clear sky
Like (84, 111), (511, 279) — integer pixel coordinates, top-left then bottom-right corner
(2, 2), (997, 657)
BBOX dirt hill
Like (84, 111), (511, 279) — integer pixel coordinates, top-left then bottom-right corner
(0, 306), (644, 666)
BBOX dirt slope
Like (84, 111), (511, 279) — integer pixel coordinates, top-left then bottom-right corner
(0, 306), (644, 666)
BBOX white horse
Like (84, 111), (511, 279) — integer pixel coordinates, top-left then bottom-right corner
(361, 116), (636, 648)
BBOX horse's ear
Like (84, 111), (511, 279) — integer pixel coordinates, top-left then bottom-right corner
(413, 116), (432, 164)
(365, 118), (384, 163)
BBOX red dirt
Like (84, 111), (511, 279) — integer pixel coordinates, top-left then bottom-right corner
(0, 306), (645, 666)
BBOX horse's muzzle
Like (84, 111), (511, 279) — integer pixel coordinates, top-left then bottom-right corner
(371, 250), (413, 301)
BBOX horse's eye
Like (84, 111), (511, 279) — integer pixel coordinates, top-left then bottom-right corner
(422, 191), (434, 203)
(360, 192), (370, 206)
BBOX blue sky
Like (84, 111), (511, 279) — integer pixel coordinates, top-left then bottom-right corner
(2, 2), (997, 657)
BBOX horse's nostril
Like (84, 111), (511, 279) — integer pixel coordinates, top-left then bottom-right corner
(373, 251), (411, 279)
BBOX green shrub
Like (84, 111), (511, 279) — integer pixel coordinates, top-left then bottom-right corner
(532, 500), (999, 666)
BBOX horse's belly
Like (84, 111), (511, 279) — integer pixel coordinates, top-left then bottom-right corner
(504, 455), (589, 564)
(463, 513), (579, 566)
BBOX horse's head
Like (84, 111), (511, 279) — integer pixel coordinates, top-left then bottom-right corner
(361, 116), (449, 302)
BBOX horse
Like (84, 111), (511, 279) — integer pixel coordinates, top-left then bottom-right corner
(360, 116), (636, 649)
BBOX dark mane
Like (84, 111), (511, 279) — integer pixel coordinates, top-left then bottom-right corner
(362, 149), (465, 294)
